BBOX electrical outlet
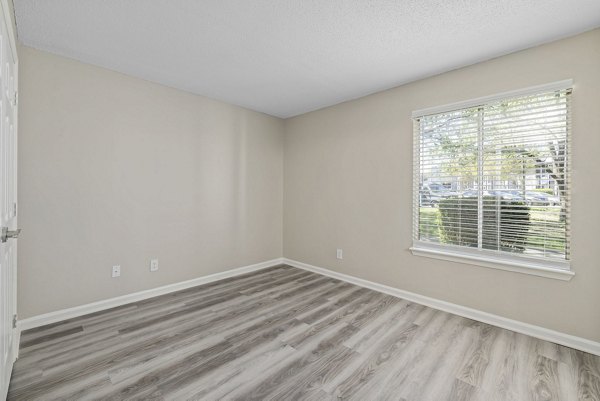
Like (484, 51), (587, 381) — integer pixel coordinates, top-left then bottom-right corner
(150, 259), (159, 272)
(336, 249), (343, 260)
(112, 265), (121, 278)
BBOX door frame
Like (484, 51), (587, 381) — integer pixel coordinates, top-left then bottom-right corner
(0, 0), (18, 387)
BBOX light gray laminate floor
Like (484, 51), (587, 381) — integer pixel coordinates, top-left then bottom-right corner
(8, 265), (600, 400)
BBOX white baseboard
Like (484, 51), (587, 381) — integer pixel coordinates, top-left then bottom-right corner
(18, 258), (285, 332)
(283, 258), (600, 356)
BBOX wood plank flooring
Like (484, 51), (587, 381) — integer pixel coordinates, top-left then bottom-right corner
(9, 265), (600, 400)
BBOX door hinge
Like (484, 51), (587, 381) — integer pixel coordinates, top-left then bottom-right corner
(13, 202), (16, 217)
(12, 314), (17, 329)
(12, 91), (17, 107)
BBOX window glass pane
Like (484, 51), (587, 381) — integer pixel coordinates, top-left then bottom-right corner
(417, 108), (480, 246)
(482, 92), (569, 260)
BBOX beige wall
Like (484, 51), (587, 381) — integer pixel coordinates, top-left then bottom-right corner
(284, 29), (600, 342)
(18, 46), (284, 318)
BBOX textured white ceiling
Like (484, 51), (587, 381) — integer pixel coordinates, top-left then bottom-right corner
(14, 0), (600, 118)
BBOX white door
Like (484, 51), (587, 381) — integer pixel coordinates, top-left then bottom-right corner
(0, 0), (17, 398)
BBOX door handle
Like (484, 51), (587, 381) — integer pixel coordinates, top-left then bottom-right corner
(1, 227), (21, 243)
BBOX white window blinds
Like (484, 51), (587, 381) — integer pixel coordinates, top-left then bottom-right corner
(413, 84), (571, 269)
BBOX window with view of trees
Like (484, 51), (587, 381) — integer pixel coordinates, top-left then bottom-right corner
(412, 84), (571, 271)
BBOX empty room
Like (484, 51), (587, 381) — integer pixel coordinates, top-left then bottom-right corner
(0, 0), (599, 400)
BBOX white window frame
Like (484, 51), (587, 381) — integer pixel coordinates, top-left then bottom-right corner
(410, 80), (574, 281)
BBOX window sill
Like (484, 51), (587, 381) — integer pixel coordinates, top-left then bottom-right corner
(410, 244), (574, 281)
